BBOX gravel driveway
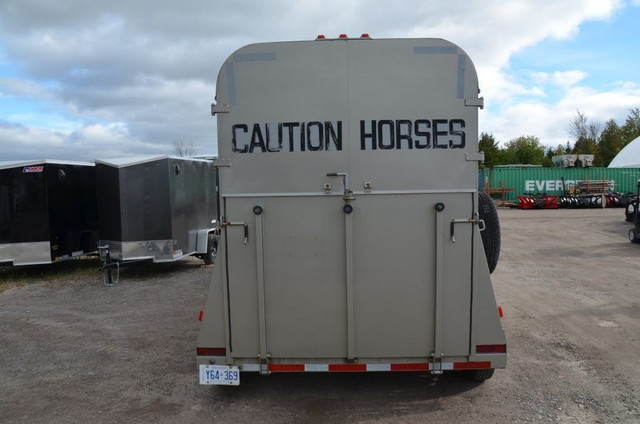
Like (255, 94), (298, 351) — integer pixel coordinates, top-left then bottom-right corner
(0, 208), (638, 423)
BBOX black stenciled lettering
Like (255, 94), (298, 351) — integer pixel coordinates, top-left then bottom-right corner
(307, 121), (324, 151)
(325, 121), (342, 151)
(395, 120), (413, 149)
(449, 119), (466, 148)
(249, 123), (267, 153)
(266, 123), (280, 152)
(378, 120), (395, 149)
(277, 123), (284, 151)
(432, 119), (449, 149)
(360, 120), (377, 150)
(282, 122), (299, 152)
(414, 120), (431, 149)
(299, 122), (306, 152)
(232, 124), (249, 153)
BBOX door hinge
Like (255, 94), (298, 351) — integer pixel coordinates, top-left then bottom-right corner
(466, 152), (485, 162)
(213, 159), (231, 167)
(211, 103), (230, 115)
(464, 97), (484, 109)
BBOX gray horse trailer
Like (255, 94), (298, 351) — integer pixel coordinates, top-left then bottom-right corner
(0, 160), (99, 266)
(197, 37), (506, 385)
(95, 156), (218, 283)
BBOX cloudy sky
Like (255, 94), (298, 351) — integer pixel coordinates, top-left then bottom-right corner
(1, 0), (639, 162)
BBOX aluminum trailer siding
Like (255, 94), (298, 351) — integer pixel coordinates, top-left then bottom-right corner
(197, 37), (506, 385)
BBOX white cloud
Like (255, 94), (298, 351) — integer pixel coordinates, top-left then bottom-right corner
(531, 71), (588, 88)
(481, 81), (640, 146)
(0, 0), (632, 160)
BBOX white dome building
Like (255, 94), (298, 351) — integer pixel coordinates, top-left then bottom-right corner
(609, 136), (640, 168)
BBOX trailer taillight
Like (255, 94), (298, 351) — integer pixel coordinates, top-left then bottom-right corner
(198, 310), (204, 322)
(476, 344), (507, 354)
(197, 347), (226, 356)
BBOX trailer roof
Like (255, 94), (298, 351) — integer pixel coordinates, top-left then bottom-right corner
(0, 159), (94, 170)
(95, 156), (213, 168)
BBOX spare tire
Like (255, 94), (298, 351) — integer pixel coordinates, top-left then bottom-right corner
(478, 192), (500, 274)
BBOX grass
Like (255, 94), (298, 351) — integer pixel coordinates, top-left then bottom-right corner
(0, 256), (102, 293)
(0, 255), (206, 293)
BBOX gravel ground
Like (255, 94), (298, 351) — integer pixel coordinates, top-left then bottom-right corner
(0, 208), (639, 423)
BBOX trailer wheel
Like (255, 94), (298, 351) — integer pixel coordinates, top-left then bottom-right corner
(629, 228), (640, 244)
(465, 368), (495, 382)
(478, 192), (501, 274)
(202, 233), (218, 265)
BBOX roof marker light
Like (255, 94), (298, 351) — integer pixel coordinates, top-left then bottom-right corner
(361, 33), (370, 38)
(316, 34), (325, 39)
(339, 34), (348, 38)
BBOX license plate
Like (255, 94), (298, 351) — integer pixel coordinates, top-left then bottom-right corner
(199, 365), (240, 386)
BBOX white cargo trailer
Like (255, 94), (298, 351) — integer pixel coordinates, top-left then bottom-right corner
(197, 36), (506, 385)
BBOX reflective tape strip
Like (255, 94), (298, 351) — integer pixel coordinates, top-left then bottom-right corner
(453, 361), (491, 370)
(237, 361), (492, 372)
(390, 363), (430, 371)
(366, 364), (391, 372)
(305, 364), (329, 372)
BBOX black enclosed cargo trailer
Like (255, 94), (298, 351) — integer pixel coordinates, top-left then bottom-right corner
(0, 160), (99, 266)
(95, 157), (218, 281)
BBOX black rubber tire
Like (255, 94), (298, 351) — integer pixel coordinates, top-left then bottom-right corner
(478, 192), (501, 274)
(625, 202), (637, 222)
(629, 228), (640, 244)
(465, 368), (495, 382)
(202, 234), (218, 265)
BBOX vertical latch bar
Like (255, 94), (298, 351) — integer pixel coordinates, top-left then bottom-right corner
(254, 205), (269, 373)
(432, 203), (445, 373)
(345, 211), (356, 360)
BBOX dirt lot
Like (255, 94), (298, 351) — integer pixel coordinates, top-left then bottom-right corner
(1, 208), (639, 423)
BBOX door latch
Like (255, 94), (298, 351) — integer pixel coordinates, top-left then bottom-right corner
(450, 213), (485, 242)
(222, 221), (249, 244)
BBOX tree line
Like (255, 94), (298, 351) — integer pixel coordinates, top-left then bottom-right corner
(479, 108), (640, 168)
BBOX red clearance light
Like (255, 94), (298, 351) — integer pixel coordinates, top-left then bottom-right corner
(476, 344), (507, 354)
(316, 34), (325, 39)
(198, 310), (204, 322)
(361, 33), (370, 38)
(339, 34), (348, 38)
(498, 306), (504, 318)
(197, 347), (226, 356)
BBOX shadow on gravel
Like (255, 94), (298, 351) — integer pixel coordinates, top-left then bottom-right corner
(203, 371), (484, 421)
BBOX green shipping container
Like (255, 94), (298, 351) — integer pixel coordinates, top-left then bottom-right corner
(483, 167), (640, 201)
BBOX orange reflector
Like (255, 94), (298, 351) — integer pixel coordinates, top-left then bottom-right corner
(498, 305), (504, 318)
(339, 33), (348, 38)
(198, 310), (204, 322)
(196, 347), (226, 356)
(476, 344), (507, 354)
